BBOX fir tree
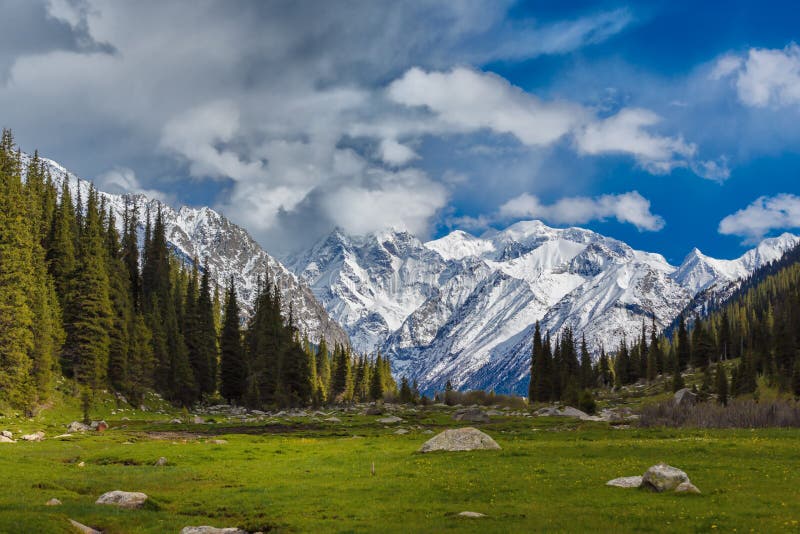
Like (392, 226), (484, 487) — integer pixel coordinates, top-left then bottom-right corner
(220, 281), (246, 404)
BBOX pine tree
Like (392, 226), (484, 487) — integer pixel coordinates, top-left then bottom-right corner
(715, 361), (729, 406)
(677, 315), (691, 371)
(369, 354), (384, 401)
(399, 376), (413, 404)
(220, 281), (246, 404)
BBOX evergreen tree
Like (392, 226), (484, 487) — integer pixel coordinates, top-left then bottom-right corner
(715, 361), (729, 406)
(677, 315), (691, 371)
(220, 281), (246, 404)
(369, 354), (384, 401)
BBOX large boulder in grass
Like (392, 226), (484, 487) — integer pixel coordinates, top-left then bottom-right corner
(67, 421), (90, 433)
(21, 431), (45, 442)
(641, 464), (690, 492)
(418, 428), (500, 453)
(95, 490), (149, 509)
(673, 388), (697, 408)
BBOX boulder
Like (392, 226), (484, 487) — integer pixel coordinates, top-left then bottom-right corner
(169, 418), (183, 424)
(45, 498), (62, 506)
(377, 416), (403, 424)
(606, 476), (643, 488)
(192, 416), (206, 424)
(1, 430), (13, 439)
(394, 428), (409, 435)
(418, 427), (501, 453)
(180, 527), (248, 534)
(452, 408), (490, 423)
(324, 416), (341, 423)
(21, 431), (45, 442)
(458, 511), (486, 518)
(95, 490), (149, 509)
(68, 519), (101, 534)
(534, 406), (589, 419)
(674, 481), (701, 494)
(67, 421), (90, 433)
(673, 388), (697, 408)
(0, 435), (14, 443)
(365, 406), (383, 416)
(155, 457), (168, 466)
(641, 463), (689, 492)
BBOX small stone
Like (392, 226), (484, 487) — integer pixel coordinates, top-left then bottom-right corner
(180, 527), (248, 534)
(394, 428), (409, 435)
(45, 498), (62, 506)
(606, 476), (643, 488)
(324, 417), (341, 423)
(0, 435), (14, 443)
(1, 430), (13, 439)
(377, 416), (402, 424)
(192, 416), (205, 424)
(67, 421), (90, 433)
(78, 461), (85, 468)
(674, 481), (701, 494)
(208, 439), (227, 445)
(170, 418), (183, 424)
(458, 511), (486, 518)
(95, 490), (149, 509)
(68, 519), (101, 534)
(155, 457), (168, 466)
(21, 431), (45, 442)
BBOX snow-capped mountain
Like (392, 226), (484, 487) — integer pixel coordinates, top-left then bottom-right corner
(24, 154), (348, 347)
(287, 221), (799, 394)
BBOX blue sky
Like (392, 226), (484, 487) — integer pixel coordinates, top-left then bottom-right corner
(2, 1), (800, 263)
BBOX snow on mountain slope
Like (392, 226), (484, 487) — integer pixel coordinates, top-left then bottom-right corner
(288, 218), (798, 394)
(25, 154), (348, 347)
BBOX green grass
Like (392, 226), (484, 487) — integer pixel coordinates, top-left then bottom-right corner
(2, 403), (800, 533)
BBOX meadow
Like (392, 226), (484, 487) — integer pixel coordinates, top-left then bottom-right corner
(1, 397), (799, 533)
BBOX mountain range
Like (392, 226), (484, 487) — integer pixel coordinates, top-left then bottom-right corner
(286, 222), (799, 394)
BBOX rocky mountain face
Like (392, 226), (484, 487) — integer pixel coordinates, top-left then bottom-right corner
(27, 154), (348, 347)
(287, 221), (799, 394)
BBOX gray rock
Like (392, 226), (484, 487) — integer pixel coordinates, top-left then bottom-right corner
(180, 527), (248, 534)
(365, 406), (383, 416)
(155, 457), (168, 466)
(1, 430), (13, 439)
(21, 431), (45, 442)
(67, 421), (90, 433)
(418, 427), (501, 453)
(68, 519), (101, 534)
(169, 418), (183, 424)
(45, 498), (62, 506)
(674, 481), (701, 494)
(95, 490), (149, 509)
(394, 428), (409, 435)
(90, 420), (108, 432)
(642, 463), (690, 492)
(534, 406), (590, 419)
(192, 416), (205, 424)
(208, 439), (228, 445)
(377, 416), (403, 424)
(452, 408), (490, 423)
(458, 511), (486, 518)
(0, 435), (14, 443)
(324, 416), (341, 423)
(605, 476), (643, 488)
(673, 388), (697, 408)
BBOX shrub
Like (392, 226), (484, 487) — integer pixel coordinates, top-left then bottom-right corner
(639, 398), (800, 428)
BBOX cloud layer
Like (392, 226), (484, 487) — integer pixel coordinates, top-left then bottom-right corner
(719, 194), (800, 242)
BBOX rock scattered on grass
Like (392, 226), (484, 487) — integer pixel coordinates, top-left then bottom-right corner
(155, 457), (168, 466)
(21, 431), (45, 442)
(67, 421), (90, 433)
(68, 519), (101, 534)
(180, 527), (248, 534)
(673, 388), (697, 408)
(534, 406), (590, 419)
(45, 498), (62, 506)
(324, 416), (341, 423)
(674, 481), (701, 494)
(208, 439), (228, 445)
(606, 476), (643, 488)
(78, 461), (85, 468)
(377, 416), (402, 424)
(95, 490), (149, 509)
(642, 463), (690, 492)
(0, 430), (12, 439)
(0, 435), (14, 443)
(418, 427), (501, 453)
(394, 428), (409, 435)
(458, 511), (486, 518)
(192, 416), (205, 424)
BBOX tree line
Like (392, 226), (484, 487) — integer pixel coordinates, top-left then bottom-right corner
(0, 130), (396, 412)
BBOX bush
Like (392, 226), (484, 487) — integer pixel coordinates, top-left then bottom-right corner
(639, 398), (800, 428)
(578, 390), (597, 415)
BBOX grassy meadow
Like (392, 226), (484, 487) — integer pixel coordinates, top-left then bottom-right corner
(1, 394), (800, 533)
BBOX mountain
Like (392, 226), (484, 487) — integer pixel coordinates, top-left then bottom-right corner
(24, 153), (348, 347)
(287, 221), (799, 394)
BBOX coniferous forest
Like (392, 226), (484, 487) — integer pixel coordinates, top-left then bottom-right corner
(0, 129), (396, 413)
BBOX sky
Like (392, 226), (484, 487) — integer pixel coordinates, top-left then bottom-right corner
(2, 0), (800, 263)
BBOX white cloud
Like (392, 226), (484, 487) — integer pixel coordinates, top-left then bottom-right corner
(387, 67), (586, 146)
(499, 191), (665, 231)
(378, 138), (418, 166)
(712, 43), (800, 108)
(575, 108), (696, 174)
(321, 169), (448, 236)
(718, 194), (800, 242)
(97, 166), (171, 203)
